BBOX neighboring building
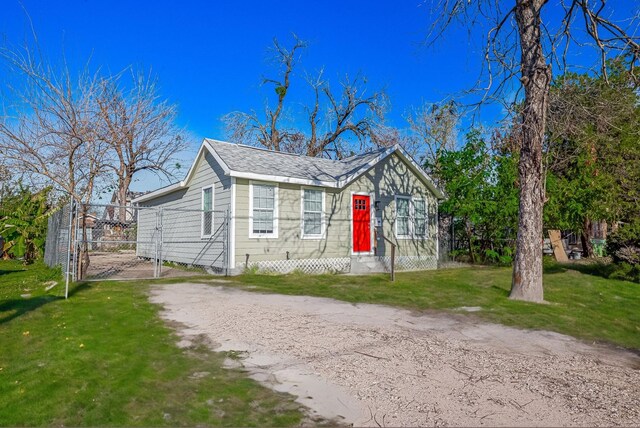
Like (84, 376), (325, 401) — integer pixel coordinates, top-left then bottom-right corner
(133, 139), (445, 274)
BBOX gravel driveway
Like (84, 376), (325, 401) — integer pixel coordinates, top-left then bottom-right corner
(150, 282), (640, 427)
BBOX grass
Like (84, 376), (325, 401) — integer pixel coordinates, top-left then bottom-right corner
(227, 258), (640, 350)
(0, 260), (303, 426)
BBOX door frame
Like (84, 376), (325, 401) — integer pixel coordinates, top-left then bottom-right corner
(350, 191), (375, 255)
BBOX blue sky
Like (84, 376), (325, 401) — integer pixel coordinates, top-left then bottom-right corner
(0, 1), (494, 136)
(1, 1), (635, 191)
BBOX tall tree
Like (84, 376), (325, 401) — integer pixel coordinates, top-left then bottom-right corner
(0, 42), (106, 206)
(406, 101), (459, 180)
(427, 0), (640, 302)
(223, 35), (388, 158)
(96, 70), (187, 218)
(545, 61), (640, 255)
(0, 39), (186, 275)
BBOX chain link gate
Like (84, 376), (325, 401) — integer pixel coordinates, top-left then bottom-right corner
(45, 200), (230, 284)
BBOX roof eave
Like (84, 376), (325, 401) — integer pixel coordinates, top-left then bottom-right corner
(132, 182), (184, 203)
(228, 170), (337, 188)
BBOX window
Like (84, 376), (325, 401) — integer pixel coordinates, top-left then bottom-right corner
(250, 183), (278, 237)
(396, 196), (410, 238)
(302, 189), (324, 238)
(414, 199), (426, 237)
(395, 196), (431, 239)
(201, 186), (213, 238)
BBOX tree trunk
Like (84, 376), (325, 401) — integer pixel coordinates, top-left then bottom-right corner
(510, 0), (551, 303)
(581, 218), (595, 258)
(77, 206), (90, 280)
(117, 174), (131, 229)
(465, 219), (476, 264)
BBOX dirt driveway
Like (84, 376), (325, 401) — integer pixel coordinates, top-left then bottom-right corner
(150, 283), (640, 427)
(85, 251), (202, 280)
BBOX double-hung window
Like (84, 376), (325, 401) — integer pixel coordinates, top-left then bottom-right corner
(396, 196), (411, 238)
(250, 183), (278, 238)
(201, 186), (213, 238)
(302, 189), (324, 238)
(395, 196), (429, 239)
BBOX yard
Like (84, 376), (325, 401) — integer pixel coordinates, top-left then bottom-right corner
(0, 260), (304, 426)
(229, 259), (640, 350)
(1, 258), (639, 426)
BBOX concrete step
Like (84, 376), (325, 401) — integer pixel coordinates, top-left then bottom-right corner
(350, 255), (386, 274)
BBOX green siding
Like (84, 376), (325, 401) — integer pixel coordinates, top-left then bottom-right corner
(233, 153), (438, 266)
(137, 151), (231, 269)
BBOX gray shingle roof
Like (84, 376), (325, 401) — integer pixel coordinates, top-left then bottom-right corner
(205, 139), (389, 184)
(133, 139), (444, 203)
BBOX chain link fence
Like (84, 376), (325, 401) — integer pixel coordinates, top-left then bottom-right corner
(44, 201), (229, 281)
(43, 203), (73, 269)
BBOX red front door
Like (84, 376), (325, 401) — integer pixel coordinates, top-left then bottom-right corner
(352, 195), (371, 253)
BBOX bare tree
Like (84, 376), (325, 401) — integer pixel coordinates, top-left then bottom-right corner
(0, 39), (186, 277)
(427, 0), (640, 302)
(0, 41), (108, 278)
(223, 35), (388, 158)
(0, 43), (106, 205)
(406, 101), (459, 177)
(223, 35), (307, 152)
(96, 69), (187, 219)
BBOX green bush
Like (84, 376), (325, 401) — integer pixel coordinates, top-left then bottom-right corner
(606, 220), (640, 266)
(608, 262), (640, 283)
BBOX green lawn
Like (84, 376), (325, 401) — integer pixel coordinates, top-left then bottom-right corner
(228, 259), (640, 350)
(0, 260), (303, 426)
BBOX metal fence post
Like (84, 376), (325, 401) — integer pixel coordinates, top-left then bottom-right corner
(71, 201), (79, 282)
(64, 200), (74, 299)
(225, 207), (230, 276)
(153, 208), (159, 278)
(158, 207), (164, 277)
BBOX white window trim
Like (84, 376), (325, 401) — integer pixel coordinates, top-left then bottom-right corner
(249, 181), (279, 239)
(394, 195), (430, 240)
(300, 187), (326, 240)
(394, 195), (412, 240)
(201, 185), (214, 239)
(350, 191), (375, 255)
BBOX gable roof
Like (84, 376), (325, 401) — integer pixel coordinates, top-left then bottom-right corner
(133, 139), (445, 203)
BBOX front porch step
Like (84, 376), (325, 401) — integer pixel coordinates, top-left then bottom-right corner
(350, 255), (386, 274)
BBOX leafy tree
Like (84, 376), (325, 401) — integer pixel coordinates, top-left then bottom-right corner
(0, 186), (52, 264)
(606, 220), (640, 266)
(545, 62), (640, 255)
(426, 0), (639, 302)
(438, 131), (519, 263)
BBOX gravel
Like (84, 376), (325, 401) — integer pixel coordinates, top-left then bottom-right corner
(150, 283), (640, 427)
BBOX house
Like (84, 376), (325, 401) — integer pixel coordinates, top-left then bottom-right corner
(132, 139), (445, 274)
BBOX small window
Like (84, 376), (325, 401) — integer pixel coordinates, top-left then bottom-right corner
(302, 189), (324, 238)
(396, 197), (410, 237)
(414, 199), (426, 237)
(202, 186), (213, 237)
(251, 183), (278, 237)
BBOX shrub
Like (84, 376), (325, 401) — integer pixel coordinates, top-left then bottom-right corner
(606, 220), (640, 266)
(608, 262), (640, 283)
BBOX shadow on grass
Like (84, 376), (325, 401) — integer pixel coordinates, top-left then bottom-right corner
(0, 282), (91, 325)
(564, 262), (615, 278)
(0, 269), (26, 277)
(543, 263), (568, 275)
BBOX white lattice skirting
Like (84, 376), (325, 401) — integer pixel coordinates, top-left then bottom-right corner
(378, 255), (438, 272)
(249, 257), (351, 274)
